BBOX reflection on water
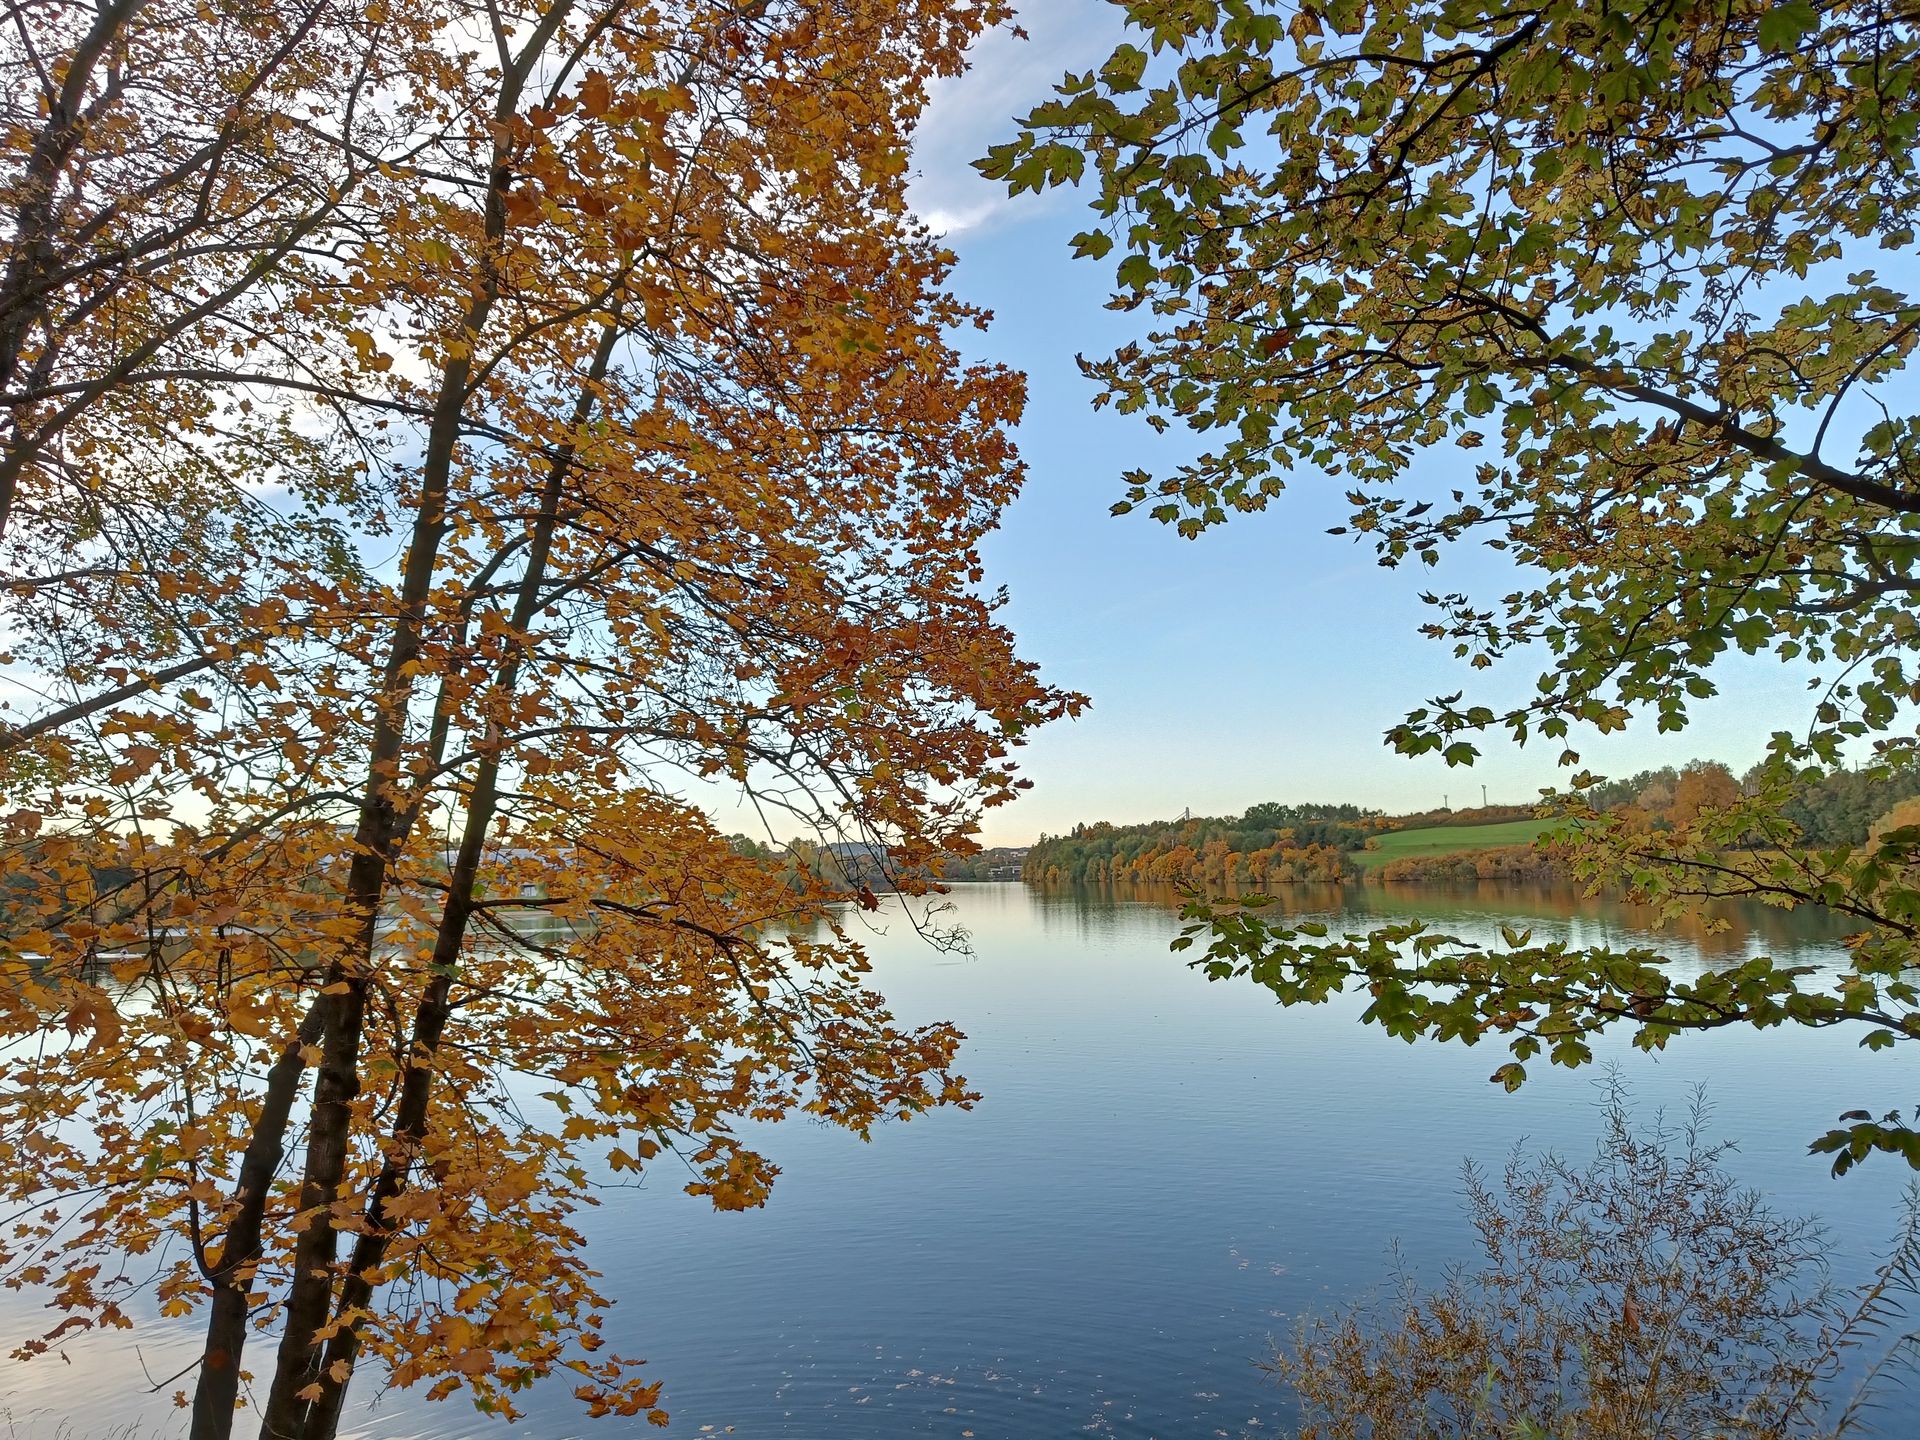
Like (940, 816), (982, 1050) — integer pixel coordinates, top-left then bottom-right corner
(1033, 877), (1863, 962)
(2, 882), (1915, 1440)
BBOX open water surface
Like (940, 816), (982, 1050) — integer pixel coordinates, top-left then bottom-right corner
(4, 881), (1917, 1437)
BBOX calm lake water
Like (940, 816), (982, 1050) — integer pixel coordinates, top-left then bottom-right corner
(5, 881), (1918, 1437)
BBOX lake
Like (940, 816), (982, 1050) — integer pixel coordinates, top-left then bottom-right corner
(4, 881), (1917, 1437)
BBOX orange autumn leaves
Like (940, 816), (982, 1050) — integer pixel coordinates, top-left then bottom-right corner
(0, 0), (1074, 1435)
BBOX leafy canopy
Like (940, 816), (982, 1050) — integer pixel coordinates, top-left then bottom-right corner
(0, 0), (1074, 1434)
(984, 0), (1920, 1167)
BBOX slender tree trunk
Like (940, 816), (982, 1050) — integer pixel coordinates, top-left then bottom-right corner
(252, 367), (472, 1440)
(248, 13), (575, 1430)
(0, 0), (148, 537)
(188, 1001), (325, 1440)
(296, 319), (616, 1440)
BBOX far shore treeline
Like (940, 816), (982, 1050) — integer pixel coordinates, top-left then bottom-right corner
(1024, 760), (1920, 888)
(16, 755), (1917, 933)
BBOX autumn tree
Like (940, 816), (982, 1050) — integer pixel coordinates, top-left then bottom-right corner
(984, 0), (1920, 1163)
(1667, 760), (1741, 830)
(0, 0), (424, 558)
(0, 2), (1075, 1437)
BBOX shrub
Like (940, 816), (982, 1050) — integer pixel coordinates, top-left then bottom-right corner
(1273, 1082), (1920, 1439)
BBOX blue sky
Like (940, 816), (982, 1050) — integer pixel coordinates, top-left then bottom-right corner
(904, 6), (1828, 847)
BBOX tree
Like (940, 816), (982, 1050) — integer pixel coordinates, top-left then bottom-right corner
(1667, 760), (1741, 829)
(1635, 779), (1676, 819)
(0, 1), (1076, 1436)
(0, 0), (392, 545)
(983, 0), (1920, 1164)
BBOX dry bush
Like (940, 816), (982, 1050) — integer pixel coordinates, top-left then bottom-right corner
(1273, 1082), (1920, 1439)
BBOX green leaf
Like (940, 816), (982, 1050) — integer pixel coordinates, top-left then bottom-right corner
(1757, 0), (1818, 52)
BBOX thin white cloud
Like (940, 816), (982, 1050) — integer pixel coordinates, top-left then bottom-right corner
(917, 200), (1003, 238)
(909, 1), (1126, 236)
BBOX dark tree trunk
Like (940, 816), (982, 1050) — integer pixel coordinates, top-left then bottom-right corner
(189, 1003), (323, 1440)
(296, 317), (615, 1440)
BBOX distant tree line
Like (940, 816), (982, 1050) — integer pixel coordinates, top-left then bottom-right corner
(931, 847), (1030, 881)
(1371, 843), (1568, 885)
(745, 836), (1031, 891)
(1575, 761), (1920, 848)
(1026, 761), (1920, 890)
(1026, 804), (1380, 887)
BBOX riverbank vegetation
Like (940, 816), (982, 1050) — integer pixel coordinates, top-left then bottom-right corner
(1354, 819), (1559, 871)
(1026, 758), (1920, 889)
(1025, 803), (1375, 886)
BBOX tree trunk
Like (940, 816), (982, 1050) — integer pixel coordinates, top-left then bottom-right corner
(188, 1002), (324, 1440)
(296, 318), (615, 1440)
(245, 14), (571, 1426)
(251, 354), (473, 1435)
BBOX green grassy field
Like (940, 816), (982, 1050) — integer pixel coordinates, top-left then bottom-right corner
(1351, 818), (1560, 869)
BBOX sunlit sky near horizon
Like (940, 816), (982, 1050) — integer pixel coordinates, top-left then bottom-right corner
(890, 4), (1832, 848)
